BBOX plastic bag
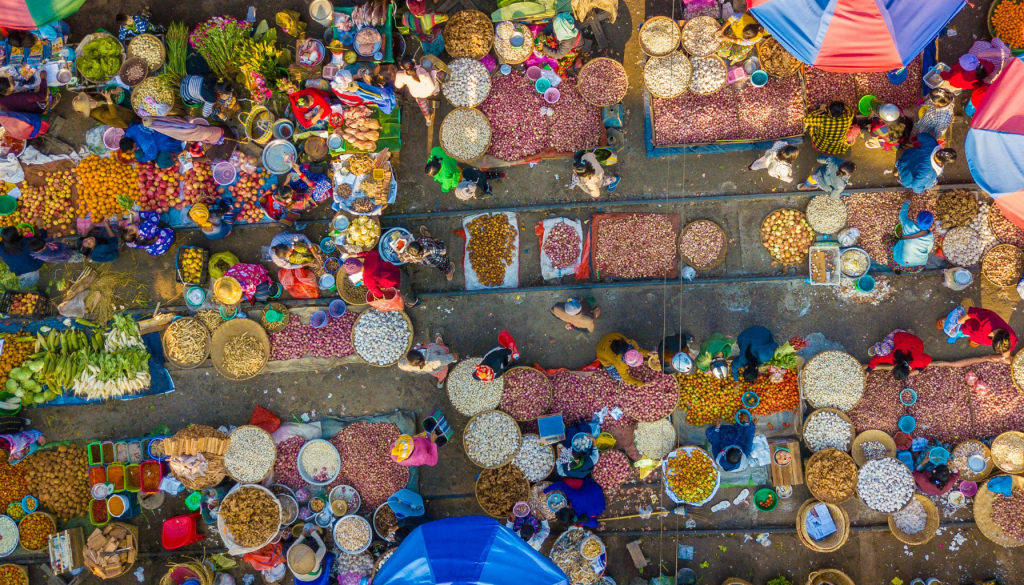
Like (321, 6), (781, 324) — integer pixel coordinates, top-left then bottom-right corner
(243, 542), (284, 571)
(837, 228), (860, 247)
(57, 290), (88, 318)
(272, 421), (322, 443)
(209, 251), (240, 280)
(249, 405), (281, 433)
(83, 125), (109, 157)
(275, 10), (306, 37)
(279, 267), (319, 299)
(367, 287), (404, 311)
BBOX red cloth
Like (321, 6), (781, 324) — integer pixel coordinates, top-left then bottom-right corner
(249, 405), (281, 433)
(356, 249), (400, 297)
(392, 436), (438, 467)
(962, 307), (1018, 350)
(288, 88), (332, 129)
(913, 470), (958, 495)
(940, 63), (988, 91)
(563, 477), (583, 490)
(867, 332), (933, 371)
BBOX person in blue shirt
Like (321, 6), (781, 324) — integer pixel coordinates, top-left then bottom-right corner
(731, 326), (778, 383)
(705, 413), (756, 472)
(545, 476), (605, 528)
(120, 123), (184, 167)
(889, 196), (934, 274)
(895, 133), (957, 193)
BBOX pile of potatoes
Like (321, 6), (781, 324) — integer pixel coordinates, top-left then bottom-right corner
(25, 444), (90, 519)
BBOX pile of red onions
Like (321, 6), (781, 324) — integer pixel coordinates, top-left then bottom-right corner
(549, 79), (603, 153)
(551, 370), (620, 425)
(272, 436), (307, 489)
(678, 220), (725, 268)
(591, 449), (633, 491)
(803, 67), (857, 111)
(735, 75), (804, 141)
(854, 58), (923, 110)
(619, 366), (679, 422)
(964, 362), (1024, 438)
(845, 191), (905, 264)
(499, 367), (554, 420)
(848, 371), (904, 435)
(988, 204), (1024, 247)
(543, 222), (582, 269)
(577, 59), (628, 106)
(653, 91), (743, 145)
(330, 422), (410, 509)
(908, 367), (974, 442)
(270, 312), (356, 361)
(594, 214), (677, 279)
(480, 73), (548, 161)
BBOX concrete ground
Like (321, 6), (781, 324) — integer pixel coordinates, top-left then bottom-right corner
(12, 0), (1021, 583)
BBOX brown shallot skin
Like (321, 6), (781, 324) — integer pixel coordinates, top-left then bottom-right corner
(594, 214), (676, 279)
(543, 223), (582, 270)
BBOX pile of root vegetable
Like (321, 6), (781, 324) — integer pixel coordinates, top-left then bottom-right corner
(803, 59), (922, 111)
(467, 214), (517, 287)
(594, 213), (676, 279)
(845, 192), (936, 265)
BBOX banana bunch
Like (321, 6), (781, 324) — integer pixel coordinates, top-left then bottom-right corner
(32, 328), (101, 391)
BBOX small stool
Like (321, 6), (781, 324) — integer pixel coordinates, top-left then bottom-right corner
(162, 512), (206, 549)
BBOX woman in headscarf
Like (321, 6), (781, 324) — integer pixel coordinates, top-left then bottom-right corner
(715, 13), (766, 64)
(595, 332), (650, 386)
(121, 211), (175, 257)
(188, 202), (234, 241)
(537, 12), (581, 62)
(0, 226), (44, 286)
(223, 263), (273, 304)
(390, 430), (441, 467)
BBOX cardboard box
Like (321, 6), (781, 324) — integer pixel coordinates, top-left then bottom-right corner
(769, 440), (803, 486)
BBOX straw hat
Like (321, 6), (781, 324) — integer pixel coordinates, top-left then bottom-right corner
(72, 93), (100, 116)
(288, 543), (317, 574)
(213, 277), (243, 305)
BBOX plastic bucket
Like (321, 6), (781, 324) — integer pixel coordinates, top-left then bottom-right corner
(320, 237), (337, 253)
(750, 70), (768, 87)
(107, 494), (130, 518)
(499, 64), (512, 75)
(535, 77), (551, 93)
(213, 162), (237, 186)
(318, 273), (336, 291)
(894, 432), (913, 451)
(185, 286), (206, 307)
(968, 454), (988, 473)
(543, 87), (560, 104)
(928, 446), (949, 465)
(898, 415), (916, 434)
(856, 275), (875, 293)
(0, 196), (16, 216)
(900, 388), (917, 406)
(103, 126), (125, 150)
(526, 66), (542, 81)
(310, 310), (329, 329)
(329, 299), (347, 318)
(959, 480), (978, 497)
(858, 94), (878, 116)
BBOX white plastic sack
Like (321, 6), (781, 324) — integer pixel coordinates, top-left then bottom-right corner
(463, 212), (519, 290)
(0, 153), (24, 184)
(539, 217), (583, 280)
(271, 421), (322, 443)
(837, 228), (860, 247)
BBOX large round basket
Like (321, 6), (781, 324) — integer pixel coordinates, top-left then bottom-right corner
(260, 303), (291, 333)
(529, 481), (557, 520)
(850, 430), (897, 467)
(131, 76), (177, 117)
(443, 10), (494, 59)
(804, 449), (857, 504)
(210, 318), (270, 381)
(84, 522), (139, 579)
(756, 37), (801, 78)
(18, 512), (57, 552)
(474, 464), (530, 518)
(493, 22), (534, 65)
(351, 309), (414, 367)
(761, 209), (815, 267)
(992, 431), (1024, 474)
(127, 33), (165, 73)
(224, 425), (276, 483)
(799, 350), (866, 411)
(662, 447), (721, 506)
(439, 107), (492, 163)
(643, 51), (692, 99)
(463, 409), (523, 468)
(75, 32), (126, 84)
(162, 317), (211, 369)
(513, 434), (556, 481)
(806, 570), (855, 585)
(951, 439), (995, 481)
(217, 484), (282, 554)
(796, 498), (850, 553)
(678, 219), (727, 270)
(887, 494), (939, 546)
(982, 244), (1024, 286)
(501, 366), (554, 421)
(577, 57), (629, 106)
(339, 276), (370, 306)
(974, 474), (1024, 547)
(689, 55), (728, 95)
(0, 565), (28, 585)
(681, 16), (722, 57)
(721, 580), (752, 585)
(639, 16), (681, 57)
(1011, 349), (1024, 394)
(803, 408), (857, 453)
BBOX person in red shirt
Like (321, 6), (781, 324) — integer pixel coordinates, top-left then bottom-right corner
(866, 331), (932, 380)
(956, 306), (1017, 357)
(940, 54), (992, 111)
(354, 249), (419, 308)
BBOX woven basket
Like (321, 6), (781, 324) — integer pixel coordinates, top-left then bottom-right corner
(721, 580), (753, 585)
(850, 430), (896, 467)
(493, 23), (534, 65)
(210, 318), (270, 381)
(513, 433), (556, 481)
(974, 475), (1024, 547)
(463, 409), (523, 469)
(761, 209), (814, 266)
(887, 494), (939, 546)
(679, 220), (727, 270)
(577, 58), (629, 107)
(643, 52), (692, 99)
(806, 570), (855, 585)
(443, 10), (494, 59)
(951, 440), (995, 481)
(796, 498), (850, 553)
(681, 16), (722, 57)
(18, 512), (57, 552)
(351, 310), (413, 367)
(127, 33), (165, 73)
(75, 32), (126, 84)
(639, 16), (681, 56)
(689, 55), (729, 95)
(0, 564), (28, 585)
(440, 107), (492, 163)
(992, 431), (1024, 474)
(804, 449), (857, 504)
(162, 317), (211, 369)
(982, 244), (1023, 287)
(474, 464), (530, 518)
(756, 37), (801, 78)
(84, 522), (139, 579)
(529, 481), (557, 520)
(803, 408), (857, 453)
(1010, 350), (1024, 394)
(799, 350), (865, 410)
(260, 303), (291, 333)
(224, 426), (277, 483)
(501, 367), (554, 421)
(339, 277), (369, 306)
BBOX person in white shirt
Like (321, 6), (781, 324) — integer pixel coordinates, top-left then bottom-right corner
(394, 56), (440, 124)
(748, 142), (799, 183)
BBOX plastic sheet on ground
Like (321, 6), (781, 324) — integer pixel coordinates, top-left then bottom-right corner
(463, 211), (520, 290)
(320, 410), (419, 495)
(262, 306), (368, 373)
(539, 217), (583, 280)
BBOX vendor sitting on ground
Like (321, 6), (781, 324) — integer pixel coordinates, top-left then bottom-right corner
(863, 115), (911, 151)
(288, 87), (333, 129)
(121, 122), (184, 167)
(143, 116), (225, 146)
(179, 74), (224, 118)
(473, 344), (516, 382)
(287, 530), (328, 581)
(731, 326), (778, 383)
(72, 90), (134, 129)
(895, 133), (957, 194)
(596, 332), (649, 386)
(77, 222), (120, 263)
(390, 431), (440, 467)
(536, 12), (581, 60)
(796, 155), (855, 198)
(889, 197), (934, 274)
(939, 304), (1018, 357)
(913, 463), (958, 496)
(571, 152), (620, 198)
(425, 147), (461, 193)
(189, 202), (234, 241)
(716, 13), (766, 64)
(356, 248), (420, 309)
(260, 163), (333, 228)
(0, 226), (44, 287)
(455, 166), (505, 201)
(748, 142), (799, 183)
(866, 330), (932, 380)
(398, 227), (454, 281)
(551, 297), (601, 332)
(0, 71), (52, 113)
(116, 11), (164, 42)
(695, 333), (736, 379)
(0, 106), (48, 140)
(804, 101), (855, 155)
(122, 211), (175, 257)
(398, 333), (458, 388)
(505, 511), (550, 551)
(545, 476), (605, 528)
(706, 412), (755, 473)
(657, 333), (696, 375)
(29, 232), (83, 264)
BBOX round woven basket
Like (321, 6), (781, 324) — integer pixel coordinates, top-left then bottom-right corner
(339, 277), (370, 306)
(351, 309), (414, 367)
(639, 16), (681, 57)
(210, 318), (270, 381)
(493, 22), (534, 65)
(162, 317), (211, 370)
(75, 32), (126, 84)
(513, 433), (556, 481)
(463, 409), (523, 468)
(529, 481), (558, 520)
(804, 449), (857, 504)
(951, 439), (995, 481)
(1010, 350), (1024, 394)
(260, 302), (291, 333)
(475, 464), (530, 518)
(18, 512), (57, 552)
(681, 16), (722, 57)
(0, 564), (27, 585)
(678, 219), (727, 270)
(721, 580), (753, 585)
(127, 33), (165, 72)
(643, 51), (692, 99)
(84, 522), (139, 579)
(887, 494), (939, 546)
(806, 570), (855, 585)
(440, 107), (492, 163)
(756, 37), (801, 78)
(577, 57), (629, 106)
(443, 10), (494, 59)
(799, 350), (866, 410)
(803, 408), (857, 453)
(761, 209), (814, 267)
(850, 430), (897, 467)
(224, 425), (277, 483)
(982, 244), (1024, 286)
(501, 366), (554, 421)
(796, 498), (850, 553)
(689, 55), (728, 95)
(992, 431), (1024, 474)
(974, 474), (1024, 547)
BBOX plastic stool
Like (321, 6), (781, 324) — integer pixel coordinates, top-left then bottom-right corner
(162, 512), (206, 549)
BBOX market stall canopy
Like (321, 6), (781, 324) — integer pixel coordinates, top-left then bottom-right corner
(966, 57), (1024, 231)
(372, 516), (568, 585)
(0, 0), (86, 29)
(747, 0), (965, 72)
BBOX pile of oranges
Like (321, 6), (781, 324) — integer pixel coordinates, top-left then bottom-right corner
(993, 0), (1024, 50)
(76, 156), (140, 220)
(665, 449), (717, 503)
(19, 170), (75, 235)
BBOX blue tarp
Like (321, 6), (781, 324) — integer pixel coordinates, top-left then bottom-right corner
(372, 517), (568, 585)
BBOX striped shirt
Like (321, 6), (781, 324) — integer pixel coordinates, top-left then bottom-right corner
(179, 75), (215, 117)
